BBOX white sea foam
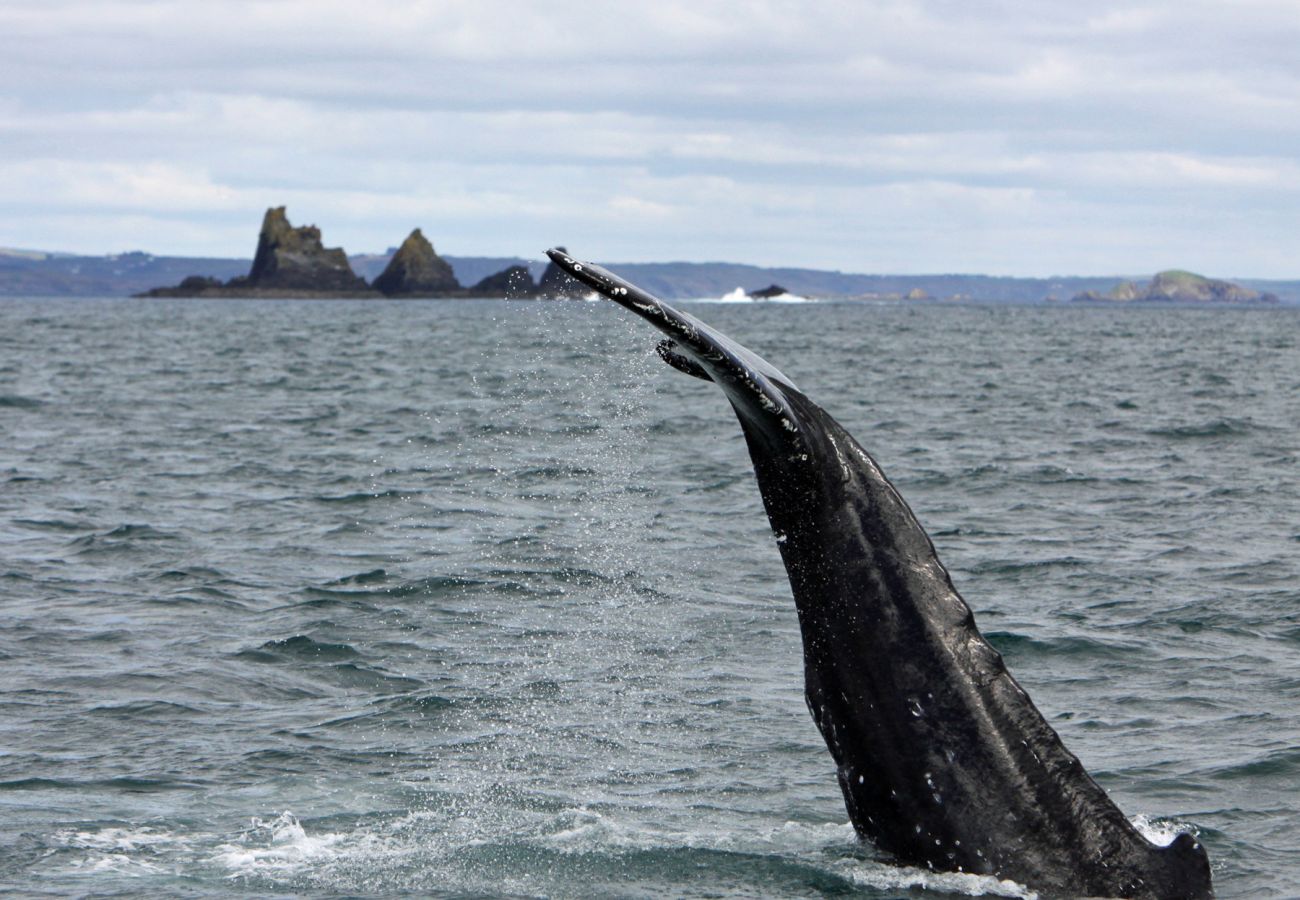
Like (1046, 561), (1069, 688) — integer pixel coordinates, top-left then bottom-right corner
(537, 806), (857, 855)
(536, 809), (1033, 898)
(212, 811), (351, 876)
(840, 862), (1038, 898)
(1132, 813), (1195, 847)
(691, 287), (818, 304)
(51, 826), (191, 878)
(47, 807), (1042, 898)
(67, 853), (168, 876)
(699, 287), (754, 303)
(53, 825), (189, 852)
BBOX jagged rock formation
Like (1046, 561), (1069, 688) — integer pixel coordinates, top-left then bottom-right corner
(137, 208), (559, 300)
(372, 228), (460, 296)
(750, 284), (789, 299)
(137, 207), (377, 297)
(536, 247), (588, 298)
(240, 207), (370, 292)
(1073, 270), (1278, 304)
(470, 265), (537, 297)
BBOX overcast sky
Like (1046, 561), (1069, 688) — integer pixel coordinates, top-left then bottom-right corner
(2, 0), (1298, 276)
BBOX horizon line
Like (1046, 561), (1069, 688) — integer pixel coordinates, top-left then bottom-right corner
(3, 244), (1298, 285)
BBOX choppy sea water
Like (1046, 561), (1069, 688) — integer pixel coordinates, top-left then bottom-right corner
(1, 296), (1297, 899)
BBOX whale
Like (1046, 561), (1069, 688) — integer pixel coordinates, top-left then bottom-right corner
(545, 249), (1213, 900)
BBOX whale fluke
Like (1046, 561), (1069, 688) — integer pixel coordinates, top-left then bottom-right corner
(546, 247), (1213, 900)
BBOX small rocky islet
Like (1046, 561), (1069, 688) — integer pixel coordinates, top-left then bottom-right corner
(1071, 270), (1278, 304)
(138, 208), (585, 299)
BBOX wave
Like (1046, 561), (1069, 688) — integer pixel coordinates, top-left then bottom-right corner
(324, 568), (390, 586)
(314, 488), (416, 504)
(984, 630), (1142, 660)
(690, 287), (818, 304)
(12, 517), (94, 533)
(68, 524), (182, 555)
(0, 776), (202, 792)
(1202, 746), (1300, 781)
(1146, 418), (1256, 439)
(232, 638), (427, 695)
(968, 556), (1090, 576)
(86, 700), (204, 719)
(0, 394), (45, 410)
(237, 635), (361, 662)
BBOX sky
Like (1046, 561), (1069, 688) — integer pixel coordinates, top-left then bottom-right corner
(2, 0), (1298, 276)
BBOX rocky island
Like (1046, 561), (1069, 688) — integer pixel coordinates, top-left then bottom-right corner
(141, 207), (376, 297)
(750, 284), (790, 299)
(138, 207), (561, 299)
(1072, 270), (1279, 304)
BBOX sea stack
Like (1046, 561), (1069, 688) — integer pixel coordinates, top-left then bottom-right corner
(372, 228), (460, 297)
(244, 206), (369, 292)
(135, 206), (377, 297)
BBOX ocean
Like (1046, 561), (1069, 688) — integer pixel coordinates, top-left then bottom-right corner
(1, 296), (1297, 898)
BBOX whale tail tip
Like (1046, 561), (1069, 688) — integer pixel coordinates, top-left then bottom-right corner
(1156, 832), (1214, 899)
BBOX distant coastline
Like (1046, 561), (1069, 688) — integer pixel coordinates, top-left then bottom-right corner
(3, 208), (1297, 303)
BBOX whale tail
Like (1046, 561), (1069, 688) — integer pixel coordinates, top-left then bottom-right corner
(545, 249), (803, 444)
(548, 247), (1214, 900)
(656, 340), (713, 381)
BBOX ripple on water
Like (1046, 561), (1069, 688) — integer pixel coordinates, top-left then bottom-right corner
(1145, 418), (1258, 439)
(239, 635), (362, 662)
(0, 394), (46, 410)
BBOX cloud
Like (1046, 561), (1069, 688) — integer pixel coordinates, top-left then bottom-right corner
(0, 0), (1297, 275)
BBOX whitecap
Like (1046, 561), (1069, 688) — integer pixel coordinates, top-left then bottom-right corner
(51, 826), (191, 879)
(212, 811), (350, 877)
(67, 853), (167, 876)
(839, 861), (1038, 898)
(1132, 813), (1196, 847)
(714, 287), (753, 303)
